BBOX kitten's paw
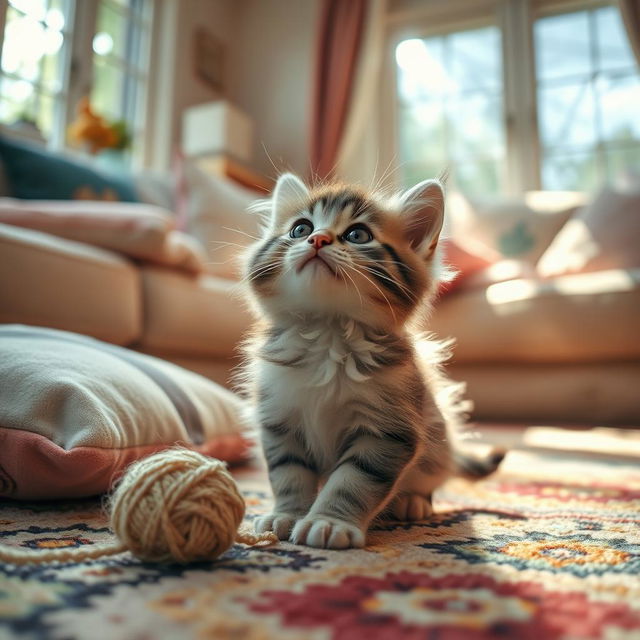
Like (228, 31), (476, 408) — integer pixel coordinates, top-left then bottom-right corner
(254, 513), (299, 540)
(388, 493), (433, 521)
(290, 516), (365, 549)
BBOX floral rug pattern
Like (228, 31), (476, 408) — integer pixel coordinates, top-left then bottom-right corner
(1, 449), (639, 640)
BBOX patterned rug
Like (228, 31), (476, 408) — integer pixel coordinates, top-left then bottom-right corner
(1, 434), (639, 640)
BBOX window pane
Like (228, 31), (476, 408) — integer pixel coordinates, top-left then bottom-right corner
(0, 81), (34, 121)
(538, 82), (595, 149)
(2, 8), (46, 80)
(399, 103), (445, 165)
(535, 12), (591, 82)
(542, 151), (598, 191)
(598, 74), (640, 143)
(595, 6), (636, 71)
(396, 38), (447, 103)
(0, 1), (71, 143)
(535, 4), (640, 190)
(91, 58), (123, 119)
(395, 25), (504, 195)
(41, 52), (62, 93)
(95, 2), (127, 60)
(90, 0), (151, 162)
(449, 27), (502, 91)
(449, 92), (504, 160)
(455, 160), (501, 196)
(8, 0), (47, 22)
(35, 91), (56, 137)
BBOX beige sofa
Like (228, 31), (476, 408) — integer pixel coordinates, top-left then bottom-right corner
(0, 221), (250, 386)
(1, 178), (638, 426)
(431, 268), (640, 425)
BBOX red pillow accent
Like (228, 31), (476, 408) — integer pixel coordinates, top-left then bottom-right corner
(439, 239), (496, 295)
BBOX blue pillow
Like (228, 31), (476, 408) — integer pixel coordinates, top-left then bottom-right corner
(0, 135), (139, 202)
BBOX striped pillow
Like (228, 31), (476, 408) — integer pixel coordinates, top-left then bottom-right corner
(0, 325), (250, 499)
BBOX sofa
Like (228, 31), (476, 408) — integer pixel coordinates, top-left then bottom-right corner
(1, 135), (638, 425)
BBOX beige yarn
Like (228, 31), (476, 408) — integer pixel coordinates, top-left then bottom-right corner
(0, 449), (277, 565)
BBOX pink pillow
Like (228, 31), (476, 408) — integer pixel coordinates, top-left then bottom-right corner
(537, 186), (640, 277)
(439, 238), (498, 295)
(0, 198), (206, 274)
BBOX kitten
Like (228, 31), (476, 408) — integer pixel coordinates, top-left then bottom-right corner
(240, 173), (503, 550)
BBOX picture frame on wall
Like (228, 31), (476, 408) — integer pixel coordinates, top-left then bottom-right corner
(194, 27), (225, 92)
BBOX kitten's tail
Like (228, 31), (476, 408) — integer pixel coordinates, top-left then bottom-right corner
(453, 446), (506, 480)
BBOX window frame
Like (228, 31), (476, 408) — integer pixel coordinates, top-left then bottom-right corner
(385, 0), (636, 195)
(0, 0), (155, 165)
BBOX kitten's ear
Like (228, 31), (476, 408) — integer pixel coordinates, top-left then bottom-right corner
(271, 173), (309, 227)
(400, 179), (445, 257)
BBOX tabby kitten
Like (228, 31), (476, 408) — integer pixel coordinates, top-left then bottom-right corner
(241, 173), (502, 550)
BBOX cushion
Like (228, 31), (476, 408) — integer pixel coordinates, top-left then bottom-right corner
(0, 325), (251, 499)
(448, 191), (586, 265)
(448, 362), (640, 424)
(0, 134), (139, 202)
(439, 238), (498, 294)
(137, 267), (252, 359)
(0, 198), (206, 274)
(134, 169), (176, 211)
(0, 223), (141, 345)
(184, 164), (260, 280)
(537, 186), (640, 277)
(429, 268), (640, 364)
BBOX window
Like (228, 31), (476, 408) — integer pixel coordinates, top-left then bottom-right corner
(91, 0), (152, 157)
(0, 0), (153, 160)
(535, 5), (640, 190)
(391, 1), (640, 194)
(396, 26), (505, 195)
(0, 0), (73, 146)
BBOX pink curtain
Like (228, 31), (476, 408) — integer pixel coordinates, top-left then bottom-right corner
(310, 0), (368, 181)
(618, 0), (640, 66)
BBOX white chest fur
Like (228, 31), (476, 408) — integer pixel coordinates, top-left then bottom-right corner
(255, 319), (394, 464)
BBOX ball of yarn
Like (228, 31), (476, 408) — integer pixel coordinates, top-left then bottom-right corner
(109, 448), (246, 563)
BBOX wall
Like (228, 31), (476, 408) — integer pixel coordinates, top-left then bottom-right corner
(147, 0), (241, 169)
(148, 0), (319, 177)
(228, 0), (320, 178)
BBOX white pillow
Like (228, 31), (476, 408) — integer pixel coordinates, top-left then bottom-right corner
(184, 164), (261, 280)
(0, 325), (250, 499)
(448, 191), (586, 265)
(537, 186), (640, 277)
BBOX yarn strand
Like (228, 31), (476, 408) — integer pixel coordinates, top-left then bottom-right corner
(0, 449), (278, 566)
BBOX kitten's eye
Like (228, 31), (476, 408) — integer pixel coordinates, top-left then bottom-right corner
(290, 220), (314, 239)
(344, 225), (373, 244)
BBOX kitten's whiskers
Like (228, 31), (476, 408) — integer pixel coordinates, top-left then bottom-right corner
(343, 261), (397, 323)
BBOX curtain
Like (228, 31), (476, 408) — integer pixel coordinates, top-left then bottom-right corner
(618, 0), (640, 66)
(335, 0), (388, 187)
(310, 0), (368, 181)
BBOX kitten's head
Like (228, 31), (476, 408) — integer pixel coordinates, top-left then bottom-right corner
(245, 173), (447, 329)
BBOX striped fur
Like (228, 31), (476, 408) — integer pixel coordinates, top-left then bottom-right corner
(241, 174), (503, 549)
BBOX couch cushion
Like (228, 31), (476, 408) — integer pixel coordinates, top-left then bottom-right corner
(448, 362), (640, 424)
(0, 198), (205, 274)
(0, 223), (141, 345)
(183, 164), (260, 280)
(430, 268), (640, 363)
(137, 268), (252, 358)
(0, 325), (250, 499)
(448, 191), (585, 265)
(0, 134), (139, 202)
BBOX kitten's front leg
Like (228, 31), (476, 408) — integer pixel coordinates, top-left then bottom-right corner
(290, 424), (417, 549)
(255, 423), (319, 540)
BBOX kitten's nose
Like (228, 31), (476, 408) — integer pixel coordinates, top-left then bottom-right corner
(308, 232), (333, 249)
